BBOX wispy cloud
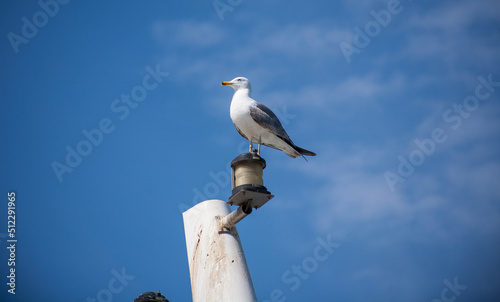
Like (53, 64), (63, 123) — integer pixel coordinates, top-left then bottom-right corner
(258, 72), (408, 118)
(299, 102), (500, 242)
(151, 19), (350, 82)
(150, 0), (500, 246)
(256, 23), (351, 58)
(402, 0), (500, 71)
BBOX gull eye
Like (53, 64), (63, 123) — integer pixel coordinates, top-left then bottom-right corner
(237, 78), (242, 81)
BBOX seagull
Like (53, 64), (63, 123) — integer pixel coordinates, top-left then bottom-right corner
(222, 77), (316, 159)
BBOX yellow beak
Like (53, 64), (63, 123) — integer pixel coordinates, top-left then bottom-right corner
(221, 81), (233, 86)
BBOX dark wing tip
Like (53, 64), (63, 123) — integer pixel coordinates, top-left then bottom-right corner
(295, 146), (316, 157)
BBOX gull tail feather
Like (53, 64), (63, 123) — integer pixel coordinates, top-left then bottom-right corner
(294, 146), (316, 157)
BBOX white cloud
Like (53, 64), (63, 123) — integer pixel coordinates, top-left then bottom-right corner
(149, 6), (500, 245)
(151, 19), (352, 83)
(256, 72), (408, 119)
(304, 150), (499, 248)
(256, 23), (351, 58)
(402, 0), (500, 70)
(407, 0), (500, 32)
(297, 98), (500, 244)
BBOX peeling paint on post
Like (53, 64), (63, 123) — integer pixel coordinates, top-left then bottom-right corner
(183, 199), (257, 302)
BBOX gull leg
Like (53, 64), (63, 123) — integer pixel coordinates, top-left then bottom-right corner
(249, 140), (253, 153)
(257, 135), (262, 156)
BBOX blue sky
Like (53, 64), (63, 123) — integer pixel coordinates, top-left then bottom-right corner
(1, 0), (499, 301)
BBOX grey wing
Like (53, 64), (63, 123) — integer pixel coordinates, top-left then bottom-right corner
(250, 102), (294, 144)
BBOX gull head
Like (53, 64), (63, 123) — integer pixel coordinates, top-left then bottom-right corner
(221, 77), (251, 91)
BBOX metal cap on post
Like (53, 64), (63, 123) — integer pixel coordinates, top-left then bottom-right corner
(228, 152), (274, 209)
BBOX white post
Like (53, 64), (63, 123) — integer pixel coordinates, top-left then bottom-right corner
(183, 199), (257, 302)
